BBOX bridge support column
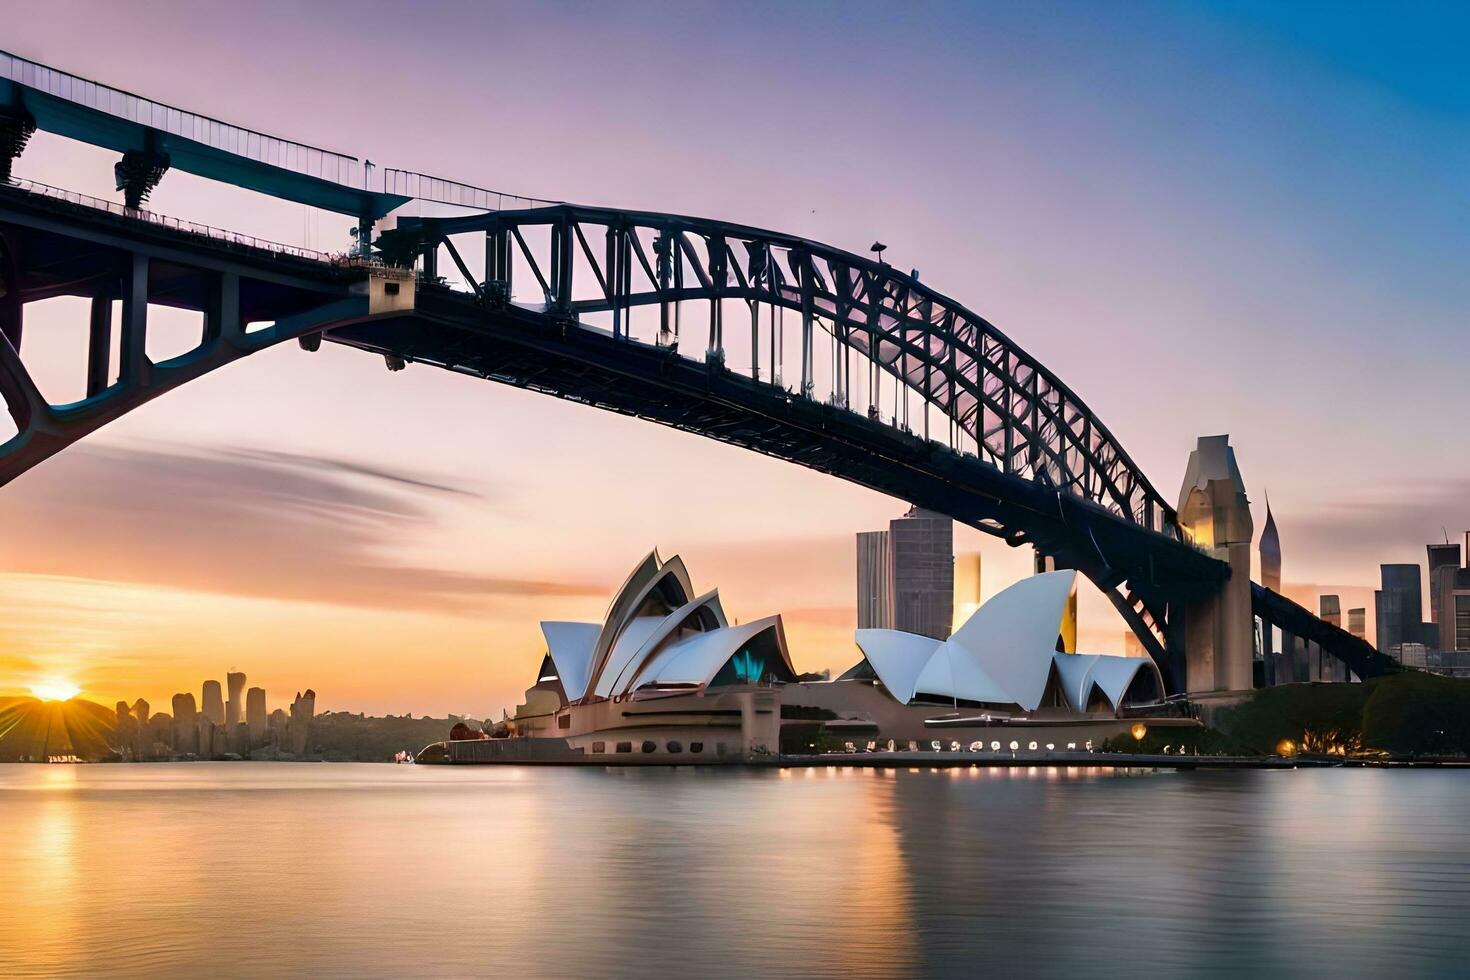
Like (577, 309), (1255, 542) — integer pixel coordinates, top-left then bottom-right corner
(0, 106), (36, 184)
(114, 133), (171, 210)
(86, 293), (113, 397)
(1176, 436), (1257, 695)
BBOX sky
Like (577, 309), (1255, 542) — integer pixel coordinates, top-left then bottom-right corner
(0, 1), (1466, 716)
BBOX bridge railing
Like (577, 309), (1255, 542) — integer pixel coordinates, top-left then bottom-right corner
(5, 177), (336, 263)
(0, 50), (365, 187)
(380, 169), (559, 213)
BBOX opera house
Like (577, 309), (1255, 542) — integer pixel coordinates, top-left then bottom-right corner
(433, 552), (1187, 765)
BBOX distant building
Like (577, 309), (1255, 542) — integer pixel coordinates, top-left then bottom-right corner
(289, 690), (317, 755)
(201, 679), (225, 725)
(856, 530), (892, 630)
(246, 687), (268, 746)
(1392, 642), (1429, 669)
(1319, 595), (1341, 629)
(171, 692), (197, 754)
(1376, 564), (1423, 658)
(856, 507), (954, 641)
(1428, 542), (1461, 628)
(226, 671), (246, 727)
(954, 552), (982, 632)
(890, 508), (954, 641)
(1348, 608), (1366, 640)
(1427, 538), (1470, 654)
(1259, 498), (1282, 593)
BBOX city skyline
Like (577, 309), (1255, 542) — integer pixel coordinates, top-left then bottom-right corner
(2, 1), (1467, 715)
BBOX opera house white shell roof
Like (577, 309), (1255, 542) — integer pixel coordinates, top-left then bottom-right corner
(540, 551), (797, 702)
(853, 571), (1163, 714)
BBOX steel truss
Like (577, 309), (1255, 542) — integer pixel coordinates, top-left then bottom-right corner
(408, 205), (1176, 539)
(0, 187), (371, 486)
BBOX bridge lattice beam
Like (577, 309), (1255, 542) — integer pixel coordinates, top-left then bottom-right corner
(406, 205), (1176, 538)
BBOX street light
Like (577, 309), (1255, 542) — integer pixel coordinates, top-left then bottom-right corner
(870, 241), (887, 265)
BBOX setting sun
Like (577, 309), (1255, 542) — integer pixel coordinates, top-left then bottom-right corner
(31, 678), (81, 703)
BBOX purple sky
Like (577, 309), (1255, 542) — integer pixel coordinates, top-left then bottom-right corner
(2, 1), (1465, 714)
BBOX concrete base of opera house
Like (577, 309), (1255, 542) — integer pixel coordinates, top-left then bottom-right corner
(417, 680), (1202, 767)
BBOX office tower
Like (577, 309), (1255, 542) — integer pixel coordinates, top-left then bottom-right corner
(226, 671), (246, 726)
(246, 687), (268, 746)
(954, 552), (982, 632)
(1428, 542), (1461, 628)
(856, 507), (955, 641)
(1348, 607), (1366, 640)
(856, 530), (892, 630)
(198, 715), (216, 757)
(1376, 564), (1423, 657)
(201, 679), (225, 725)
(1428, 539), (1470, 653)
(1319, 595), (1341, 629)
(171, 692), (198, 754)
(1259, 497), (1281, 593)
(131, 698), (149, 725)
(1434, 569), (1470, 653)
(289, 690), (316, 755)
(268, 708), (288, 747)
(148, 712), (173, 753)
(889, 507), (954, 641)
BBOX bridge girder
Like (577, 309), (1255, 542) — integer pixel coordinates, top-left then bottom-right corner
(0, 187), (373, 486)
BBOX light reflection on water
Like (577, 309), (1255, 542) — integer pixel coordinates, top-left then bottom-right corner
(1, 763), (1468, 978)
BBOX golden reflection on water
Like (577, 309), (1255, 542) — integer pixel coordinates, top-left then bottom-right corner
(3, 764), (1470, 978)
(18, 792), (80, 976)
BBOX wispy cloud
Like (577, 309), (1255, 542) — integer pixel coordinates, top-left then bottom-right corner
(1277, 478), (1470, 580)
(0, 441), (603, 612)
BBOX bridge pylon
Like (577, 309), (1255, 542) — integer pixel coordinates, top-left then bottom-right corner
(1175, 435), (1256, 695)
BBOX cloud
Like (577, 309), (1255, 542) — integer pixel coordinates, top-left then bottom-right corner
(0, 440), (603, 612)
(1278, 478), (1470, 582)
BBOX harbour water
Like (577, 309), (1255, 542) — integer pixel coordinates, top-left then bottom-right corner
(2, 763), (1467, 978)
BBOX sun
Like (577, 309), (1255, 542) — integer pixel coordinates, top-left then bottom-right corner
(31, 678), (81, 702)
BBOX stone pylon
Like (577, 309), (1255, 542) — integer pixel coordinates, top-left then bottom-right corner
(1176, 435), (1256, 694)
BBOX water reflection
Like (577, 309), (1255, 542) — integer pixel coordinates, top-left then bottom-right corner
(1, 764), (1468, 978)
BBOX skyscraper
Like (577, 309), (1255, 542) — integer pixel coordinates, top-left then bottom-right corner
(226, 671), (246, 727)
(855, 507), (955, 641)
(246, 687), (267, 746)
(856, 530), (892, 630)
(1376, 564), (1423, 658)
(1348, 607), (1366, 640)
(1259, 497), (1282, 593)
(201, 680), (225, 725)
(171, 692), (198, 754)
(889, 507), (954, 641)
(1428, 542), (1461, 628)
(1319, 595), (1341, 629)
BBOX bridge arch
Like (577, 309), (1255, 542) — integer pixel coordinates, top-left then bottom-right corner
(406, 205), (1177, 539)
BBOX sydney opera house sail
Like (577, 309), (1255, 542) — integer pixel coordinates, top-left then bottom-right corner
(543, 550), (797, 703)
(849, 571), (1163, 714)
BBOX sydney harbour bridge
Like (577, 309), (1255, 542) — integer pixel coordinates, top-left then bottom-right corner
(0, 51), (1392, 696)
